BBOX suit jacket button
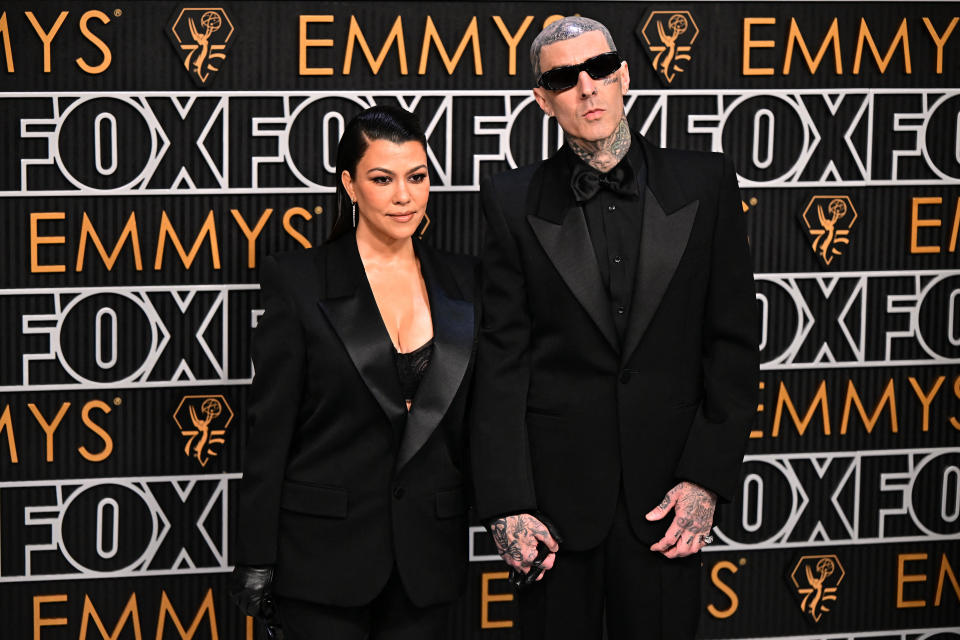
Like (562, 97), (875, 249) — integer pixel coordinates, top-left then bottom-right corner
(620, 371), (631, 384)
(393, 486), (405, 499)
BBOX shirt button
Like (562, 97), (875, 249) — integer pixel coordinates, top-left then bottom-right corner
(393, 486), (405, 499)
(608, 204), (617, 212)
(614, 256), (622, 264)
(617, 306), (625, 315)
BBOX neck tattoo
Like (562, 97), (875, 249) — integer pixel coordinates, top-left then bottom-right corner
(567, 117), (631, 173)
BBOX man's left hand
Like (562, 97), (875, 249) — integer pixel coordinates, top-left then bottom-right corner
(645, 481), (717, 558)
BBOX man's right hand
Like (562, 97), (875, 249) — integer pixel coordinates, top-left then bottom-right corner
(489, 513), (560, 579)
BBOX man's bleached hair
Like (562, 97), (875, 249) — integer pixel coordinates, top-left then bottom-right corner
(530, 16), (617, 78)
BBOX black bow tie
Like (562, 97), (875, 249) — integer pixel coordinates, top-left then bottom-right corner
(570, 162), (638, 203)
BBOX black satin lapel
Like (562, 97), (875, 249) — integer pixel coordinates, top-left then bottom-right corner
(396, 284), (474, 471)
(620, 188), (699, 364)
(528, 209), (619, 350)
(317, 259), (406, 434)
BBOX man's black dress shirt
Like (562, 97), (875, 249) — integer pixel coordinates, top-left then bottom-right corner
(560, 142), (647, 341)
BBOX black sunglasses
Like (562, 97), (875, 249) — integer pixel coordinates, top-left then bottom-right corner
(536, 51), (623, 91)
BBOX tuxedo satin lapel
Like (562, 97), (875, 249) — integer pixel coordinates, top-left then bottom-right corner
(317, 237), (406, 434)
(527, 160), (618, 350)
(620, 187), (699, 364)
(396, 245), (474, 471)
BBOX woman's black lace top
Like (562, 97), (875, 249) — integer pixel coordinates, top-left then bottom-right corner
(394, 338), (434, 404)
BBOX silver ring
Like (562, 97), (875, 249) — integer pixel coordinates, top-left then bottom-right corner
(700, 535), (714, 545)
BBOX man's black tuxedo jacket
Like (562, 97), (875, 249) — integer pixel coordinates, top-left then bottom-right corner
(471, 135), (760, 550)
(236, 233), (478, 607)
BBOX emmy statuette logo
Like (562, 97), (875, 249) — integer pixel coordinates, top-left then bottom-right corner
(173, 395), (234, 466)
(636, 9), (700, 85)
(167, 7), (235, 86)
(800, 195), (859, 266)
(789, 554), (845, 622)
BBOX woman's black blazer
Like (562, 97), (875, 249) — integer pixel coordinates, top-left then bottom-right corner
(235, 232), (478, 608)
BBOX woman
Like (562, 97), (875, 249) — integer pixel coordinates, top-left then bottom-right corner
(230, 105), (477, 639)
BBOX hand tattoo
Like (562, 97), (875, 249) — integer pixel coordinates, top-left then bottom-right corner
(490, 514), (551, 567)
(491, 519), (523, 562)
(674, 482), (717, 536)
(567, 117), (631, 173)
(649, 481), (718, 556)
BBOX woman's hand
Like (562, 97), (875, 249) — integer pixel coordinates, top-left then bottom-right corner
(229, 565), (278, 618)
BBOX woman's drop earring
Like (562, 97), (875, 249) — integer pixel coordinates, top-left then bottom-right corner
(351, 201), (357, 227)
(418, 212), (431, 239)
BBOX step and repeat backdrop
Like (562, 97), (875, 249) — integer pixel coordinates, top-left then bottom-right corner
(1, 1), (958, 638)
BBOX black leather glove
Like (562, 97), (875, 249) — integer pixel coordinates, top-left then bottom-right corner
(229, 565), (284, 639)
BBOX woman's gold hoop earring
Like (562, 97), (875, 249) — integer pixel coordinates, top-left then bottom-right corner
(418, 212), (431, 239)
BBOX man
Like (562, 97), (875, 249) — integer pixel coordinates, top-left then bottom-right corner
(470, 16), (759, 640)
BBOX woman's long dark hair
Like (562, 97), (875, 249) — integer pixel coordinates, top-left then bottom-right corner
(328, 105), (428, 242)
